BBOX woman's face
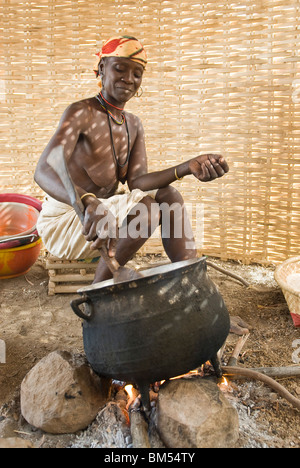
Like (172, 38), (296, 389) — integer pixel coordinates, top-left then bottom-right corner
(100, 57), (144, 107)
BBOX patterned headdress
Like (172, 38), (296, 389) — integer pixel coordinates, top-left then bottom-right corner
(94, 35), (147, 78)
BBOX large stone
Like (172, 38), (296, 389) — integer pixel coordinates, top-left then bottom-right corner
(157, 378), (239, 448)
(20, 351), (111, 434)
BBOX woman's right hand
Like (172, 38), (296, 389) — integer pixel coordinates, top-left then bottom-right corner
(82, 196), (118, 257)
(188, 154), (229, 182)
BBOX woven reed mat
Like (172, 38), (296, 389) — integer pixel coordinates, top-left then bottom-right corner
(1, 0), (299, 264)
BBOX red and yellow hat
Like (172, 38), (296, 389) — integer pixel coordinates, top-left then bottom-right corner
(94, 35), (147, 77)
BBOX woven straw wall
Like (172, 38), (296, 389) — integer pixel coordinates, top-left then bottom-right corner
(0, 0), (299, 264)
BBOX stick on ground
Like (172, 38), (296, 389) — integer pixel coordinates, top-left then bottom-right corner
(129, 410), (151, 448)
(222, 366), (300, 411)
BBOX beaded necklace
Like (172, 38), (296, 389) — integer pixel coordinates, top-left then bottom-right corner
(95, 93), (131, 168)
(95, 93), (125, 125)
(100, 92), (124, 111)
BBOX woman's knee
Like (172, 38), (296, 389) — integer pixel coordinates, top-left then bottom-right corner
(126, 196), (160, 238)
(156, 185), (184, 205)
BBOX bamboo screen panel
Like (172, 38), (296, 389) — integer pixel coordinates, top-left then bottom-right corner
(0, 0), (299, 264)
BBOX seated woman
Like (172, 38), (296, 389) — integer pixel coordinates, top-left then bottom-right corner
(34, 35), (229, 285)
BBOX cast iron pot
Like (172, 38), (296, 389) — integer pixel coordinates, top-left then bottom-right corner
(71, 257), (230, 409)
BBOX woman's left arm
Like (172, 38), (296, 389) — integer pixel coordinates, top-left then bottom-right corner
(127, 119), (229, 191)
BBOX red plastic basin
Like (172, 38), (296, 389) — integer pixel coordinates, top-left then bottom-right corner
(0, 194), (42, 212)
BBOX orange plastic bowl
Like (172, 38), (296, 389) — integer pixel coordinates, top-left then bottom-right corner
(0, 238), (42, 279)
(0, 202), (40, 241)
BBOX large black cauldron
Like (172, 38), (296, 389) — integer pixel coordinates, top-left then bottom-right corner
(71, 257), (230, 409)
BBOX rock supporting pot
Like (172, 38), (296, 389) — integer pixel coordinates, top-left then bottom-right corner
(20, 351), (111, 434)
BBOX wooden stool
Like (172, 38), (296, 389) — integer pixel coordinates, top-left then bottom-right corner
(45, 255), (99, 295)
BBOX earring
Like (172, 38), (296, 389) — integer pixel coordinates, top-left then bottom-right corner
(97, 78), (102, 90)
(97, 74), (103, 90)
(135, 87), (143, 98)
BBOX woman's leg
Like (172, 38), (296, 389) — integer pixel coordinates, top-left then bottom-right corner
(93, 195), (160, 283)
(155, 186), (197, 262)
(93, 187), (197, 283)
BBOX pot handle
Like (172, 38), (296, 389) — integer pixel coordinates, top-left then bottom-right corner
(71, 295), (92, 321)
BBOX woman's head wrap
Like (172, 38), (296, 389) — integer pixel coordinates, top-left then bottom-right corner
(93, 35), (147, 78)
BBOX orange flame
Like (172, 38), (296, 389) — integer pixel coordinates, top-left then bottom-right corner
(222, 376), (229, 387)
(218, 376), (230, 392)
(125, 384), (138, 410)
(125, 384), (134, 398)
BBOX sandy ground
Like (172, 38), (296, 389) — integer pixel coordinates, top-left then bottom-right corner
(0, 255), (299, 448)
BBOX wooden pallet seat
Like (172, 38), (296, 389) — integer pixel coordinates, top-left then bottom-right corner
(45, 255), (100, 295)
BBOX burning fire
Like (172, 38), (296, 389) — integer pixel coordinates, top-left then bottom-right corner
(124, 368), (231, 411)
(161, 367), (204, 385)
(125, 384), (134, 398)
(169, 368), (202, 380)
(125, 384), (139, 409)
(218, 376), (231, 392)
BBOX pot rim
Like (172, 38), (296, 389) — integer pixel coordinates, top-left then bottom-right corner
(77, 256), (206, 293)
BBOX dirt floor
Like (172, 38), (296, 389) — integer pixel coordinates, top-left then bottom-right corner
(0, 254), (299, 448)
